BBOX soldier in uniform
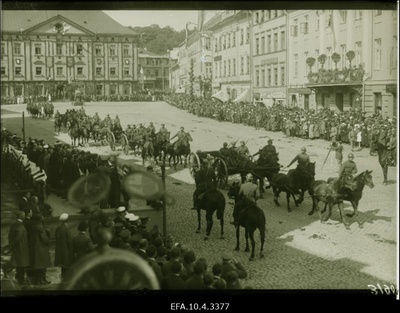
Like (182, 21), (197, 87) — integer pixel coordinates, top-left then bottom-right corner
(253, 138), (278, 164)
(170, 127), (187, 150)
(158, 123), (169, 141)
(235, 141), (250, 159)
(287, 147), (310, 176)
(338, 153), (358, 189)
(191, 159), (216, 210)
(331, 140), (344, 173)
(230, 174), (260, 226)
(147, 122), (156, 134)
(219, 142), (230, 159)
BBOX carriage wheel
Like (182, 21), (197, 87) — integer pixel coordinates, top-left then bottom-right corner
(62, 229), (159, 290)
(107, 131), (116, 151)
(121, 134), (130, 155)
(188, 152), (201, 178)
(214, 157), (228, 188)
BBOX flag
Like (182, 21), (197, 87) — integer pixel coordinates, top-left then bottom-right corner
(198, 11), (206, 32)
(32, 168), (47, 182)
(185, 22), (189, 48)
(331, 10), (340, 52)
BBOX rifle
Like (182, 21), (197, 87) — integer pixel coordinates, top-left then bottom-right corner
(321, 146), (332, 170)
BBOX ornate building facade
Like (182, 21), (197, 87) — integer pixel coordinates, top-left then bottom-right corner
(1, 10), (139, 100)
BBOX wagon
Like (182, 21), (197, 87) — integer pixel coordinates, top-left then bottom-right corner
(188, 149), (281, 188)
(107, 131), (130, 155)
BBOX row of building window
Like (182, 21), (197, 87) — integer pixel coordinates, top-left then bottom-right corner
(214, 27), (250, 52)
(1, 66), (133, 77)
(254, 65), (285, 87)
(1, 42), (132, 57)
(255, 30), (285, 55)
(213, 56), (250, 78)
(254, 10), (285, 24)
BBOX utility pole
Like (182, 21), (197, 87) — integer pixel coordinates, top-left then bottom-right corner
(22, 111), (25, 142)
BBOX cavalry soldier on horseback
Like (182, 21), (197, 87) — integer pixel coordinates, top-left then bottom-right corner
(286, 147), (310, 176)
(171, 126), (187, 151)
(191, 158), (217, 210)
(340, 153), (358, 178)
(147, 122), (156, 134)
(253, 138), (278, 164)
(230, 173), (260, 226)
(158, 123), (169, 141)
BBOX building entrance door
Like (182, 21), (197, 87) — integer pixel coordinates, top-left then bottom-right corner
(335, 93), (344, 112)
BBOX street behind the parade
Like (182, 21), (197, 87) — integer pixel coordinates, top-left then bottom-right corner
(1, 100), (398, 290)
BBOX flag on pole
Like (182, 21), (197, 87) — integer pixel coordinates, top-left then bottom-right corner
(198, 11), (206, 32)
(330, 10), (340, 52)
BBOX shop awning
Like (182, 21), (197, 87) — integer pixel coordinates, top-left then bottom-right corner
(211, 90), (230, 103)
(233, 89), (250, 103)
(288, 87), (312, 94)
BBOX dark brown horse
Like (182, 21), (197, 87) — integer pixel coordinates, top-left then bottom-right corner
(377, 143), (394, 185)
(309, 170), (374, 229)
(270, 162), (316, 212)
(195, 189), (226, 241)
(228, 182), (266, 261)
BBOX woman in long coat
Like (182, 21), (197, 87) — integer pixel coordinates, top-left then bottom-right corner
(30, 214), (51, 285)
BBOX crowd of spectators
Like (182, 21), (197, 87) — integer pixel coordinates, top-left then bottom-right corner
(165, 94), (397, 159)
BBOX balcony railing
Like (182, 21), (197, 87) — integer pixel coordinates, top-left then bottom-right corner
(307, 64), (365, 85)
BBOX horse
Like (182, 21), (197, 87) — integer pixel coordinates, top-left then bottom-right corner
(377, 143), (394, 185)
(153, 131), (170, 164)
(166, 133), (192, 167)
(227, 182), (266, 261)
(195, 189), (226, 241)
(270, 162), (315, 212)
(68, 120), (82, 146)
(252, 152), (281, 195)
(309, 170), (374, 229)
(141, 137), (155, 166)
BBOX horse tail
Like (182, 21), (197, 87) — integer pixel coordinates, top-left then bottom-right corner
(216, 191), (225, 220)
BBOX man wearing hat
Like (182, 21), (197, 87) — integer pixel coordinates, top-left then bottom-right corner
(219, 142), (230, 159)
(158, 123), (169, 141)
(126, 213), (141, 235)
(54, 213), (73, 281)
(235, 140), (250, 159)
(287, 147), (310, 177)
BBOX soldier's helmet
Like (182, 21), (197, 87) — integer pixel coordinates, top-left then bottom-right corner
(348, 153), (354, 159)
(246, 173), (253, 182)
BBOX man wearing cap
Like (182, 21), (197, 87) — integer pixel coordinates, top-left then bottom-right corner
(72, 222), (95, 261)
(54, 213), (73, 281)
(230, 174), (260, 226)
(192, 158), (216, 210)
(158, 123), (169, 141)
(377, 124), (388, 152)
(227, 141), (239, 167)
(253, 138), (278, 165)
(219, 142), (230, 159)
(235, 141), (250, 159)
(339, 153), (358, 181)
(220, 253), (247, 282)
(114, 206), (129, 229)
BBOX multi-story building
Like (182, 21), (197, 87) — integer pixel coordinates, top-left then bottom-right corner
(287, 9), (397, 117)
(252, 9), (288, 106)
(209, 10), (252, 101)
(138, 49), (169, 90)
(1, 10), (139, 100)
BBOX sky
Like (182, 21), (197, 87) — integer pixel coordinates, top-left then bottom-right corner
(103, 10), (221, 31)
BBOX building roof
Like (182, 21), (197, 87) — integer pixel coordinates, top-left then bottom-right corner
(1, 10), (137, 35)
(138, 49), (169, 58)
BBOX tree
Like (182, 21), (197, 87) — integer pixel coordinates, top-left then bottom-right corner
(189, 58), (195, 100)
(346, 50), (355, 68)
(318, 54), (327, 69)
(306, 57), (316, 73)
(331, 52), (341, 69)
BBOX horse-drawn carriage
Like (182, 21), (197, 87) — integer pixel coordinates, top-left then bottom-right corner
(107, 130), (130, 154)
(188, 149), (280, 189)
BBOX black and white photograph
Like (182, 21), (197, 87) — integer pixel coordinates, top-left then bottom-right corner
(1, 0), (398, 303)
